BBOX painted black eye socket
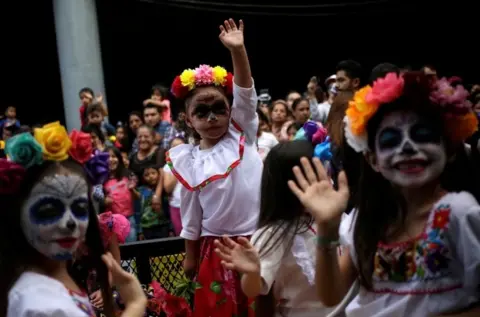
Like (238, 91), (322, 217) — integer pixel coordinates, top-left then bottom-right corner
(192, 102), (228, 118)
(378, 128), (402, 150)
(410, 124), (441, 144)
(71, 198), (89, 220)
(30, 198), (64, 223)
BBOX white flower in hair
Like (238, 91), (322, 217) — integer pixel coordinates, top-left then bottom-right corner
(343, 116), (368, 153)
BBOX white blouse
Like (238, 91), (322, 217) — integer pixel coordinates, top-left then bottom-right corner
(339, 191), (480, 317)
(252, 223), (335, 317)
(8, 271), (95, 317)
(166, 81), (262, 239)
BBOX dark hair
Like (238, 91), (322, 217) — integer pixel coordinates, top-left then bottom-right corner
(369, 63), (400, 85)
(0, 160), (114, 317)
(353, 72), (480, 289)
(106, 146), (129, 180)
(336, 60), (363, 82)
(79, 87), (94, 98)
(256, 108), (269, 124)
(151, 84), (168, 99)
(253, 141), (314, 316)
(143, 103), (160, 114)
(314, 86), (325, 103)
(137, 124), (156, 137)
(291, 98), (308, 111)
(86, 102), (104, 116)
(82, 124), (106, 144)
(286, 121), (302, 134)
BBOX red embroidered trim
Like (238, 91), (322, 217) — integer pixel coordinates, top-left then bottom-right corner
(371, 283), (462, 295)
(166, 119), (245, 192)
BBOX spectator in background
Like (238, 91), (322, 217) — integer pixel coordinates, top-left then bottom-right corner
(256, 109), (278, 160)
(78, 87), (95, 127)
(86, 102), (116, 137)
(285, 90), (302, 110)
(368, 62), (400, 85)
(143, 84), (172, 124)
(335, 59), (363, 92)
(143, 103), (171, 146)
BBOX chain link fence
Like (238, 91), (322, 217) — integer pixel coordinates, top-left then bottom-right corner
(120, 237), (186, 293)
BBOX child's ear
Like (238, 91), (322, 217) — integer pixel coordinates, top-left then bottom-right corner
(364, 150), (381, 172)
(185, 116), (193, 129)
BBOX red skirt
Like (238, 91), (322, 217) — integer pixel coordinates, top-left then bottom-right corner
(193, 236), (256, 317)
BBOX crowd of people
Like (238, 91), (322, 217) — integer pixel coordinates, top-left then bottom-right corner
(1, 17), (480, 317)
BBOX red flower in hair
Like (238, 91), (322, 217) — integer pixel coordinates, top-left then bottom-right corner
(225, 72), (234, 95)
(171, 76), (189, 99)
(0, 159), (26, 194)
(68, 130), (93, 164)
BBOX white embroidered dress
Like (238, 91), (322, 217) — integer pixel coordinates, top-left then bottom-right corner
(339, 191), (480, 317)
(252, 223), (335, 317)
(166, 82), (262, 239)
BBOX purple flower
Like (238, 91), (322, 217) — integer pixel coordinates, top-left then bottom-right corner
(425, 247), (449, 274)
(84, 152), (109, 185)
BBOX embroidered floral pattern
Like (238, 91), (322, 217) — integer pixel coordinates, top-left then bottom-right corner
(166, 119), (245, 192)
(373, 205), (455, 288)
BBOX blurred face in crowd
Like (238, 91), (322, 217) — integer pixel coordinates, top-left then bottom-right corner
(6, 106), (16, 119)
(270, 102), (288, 124)
(116, 126), (125, 141)
(108, 149), (119, 173)
(87, 110), (103, 126)
(143, 167), (159, 187)
(307, 81), (317, 98)
(144, 107), (161, 127)
(129, 114), (142, 133)
(137, 126), (154, 151)
(336, 70), (361, 92)
(80, 91), (93, 106)
(286, 92), (302, 108)
(292, 100), (310, 124)
(186, 87), (230, 141)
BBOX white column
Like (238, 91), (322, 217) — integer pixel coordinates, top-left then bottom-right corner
(53, 0), (107, 131)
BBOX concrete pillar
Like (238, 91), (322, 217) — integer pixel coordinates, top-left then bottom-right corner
(53, 0), (107, 131)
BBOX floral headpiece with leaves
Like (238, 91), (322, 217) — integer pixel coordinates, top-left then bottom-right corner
(0, 121), (109, 194)
(171, 64), (233, 99)
(344, 72), (478, 152)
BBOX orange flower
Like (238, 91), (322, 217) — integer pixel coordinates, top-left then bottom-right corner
(445, 111), (478, 143)
(346, 86), (379, 135)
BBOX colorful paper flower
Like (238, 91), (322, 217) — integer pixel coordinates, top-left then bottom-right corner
(0, 159), (26, 194)
(34, 121), (72, 161)
(312, 125), (328, 145)
(366, 72), (404, 105)
(5, 132), (43, 168)
(346, 86), (379, 136)
(194, 64), (214, 85)
(180, 69), (196, 90)
(212, 66), (228, 85)
(68, 130), (93, 164)
(84, 151), (109, 185)
(430, 78), (471, 114)
(445, 111), (478, 143)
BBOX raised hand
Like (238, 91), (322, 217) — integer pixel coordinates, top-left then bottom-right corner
(288, 157), (349, 225)
(219, 19), (245, 50)
(214, 236), (260, 274)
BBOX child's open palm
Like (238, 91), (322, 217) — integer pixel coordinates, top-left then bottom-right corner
(219, 19), (245, 50)
(288, 157), (350, 224)
(214, 236), (260, 274)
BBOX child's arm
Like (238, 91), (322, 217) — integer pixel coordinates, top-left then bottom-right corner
(179, 186), (203, 276)
(219, 19), (258, 144)
(108, 233), (122, 264)
(153, 168), (164, 213)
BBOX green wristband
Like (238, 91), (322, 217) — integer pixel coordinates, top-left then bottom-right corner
(315, 235), (340, 248)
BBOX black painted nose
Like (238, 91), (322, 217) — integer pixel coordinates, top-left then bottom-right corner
(401, 141), (416, 155)
(66, 220), (76, 231)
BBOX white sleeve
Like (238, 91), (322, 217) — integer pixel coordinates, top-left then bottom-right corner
(447, 194), (480, 291)
(251, 226), (287, 295)
(8, 290), (73, 317)
(231, 80), (258, 145)
(179, 186), (203, 240)
(163, 164), (172, 174)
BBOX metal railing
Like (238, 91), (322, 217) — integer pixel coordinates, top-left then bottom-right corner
(120, 237), (186, 293)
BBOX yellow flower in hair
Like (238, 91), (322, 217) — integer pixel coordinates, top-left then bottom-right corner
(212, 66), (228, 85)
(34, 121), (72, 161)
(180, 69), (196, 90)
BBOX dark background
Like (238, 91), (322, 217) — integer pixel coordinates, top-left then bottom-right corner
(1, 0), (476, 126)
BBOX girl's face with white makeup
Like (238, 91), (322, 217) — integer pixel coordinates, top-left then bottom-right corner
(21, 173), (89, 260)
(370, 110), (447, 188)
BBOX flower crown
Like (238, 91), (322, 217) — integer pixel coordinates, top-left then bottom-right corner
(344, 72), (479, 153)
(0, 121), (109, 195)
(171, 64), (233, 99)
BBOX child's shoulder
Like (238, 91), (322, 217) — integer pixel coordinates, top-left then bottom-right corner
(439, 191), (479, 216)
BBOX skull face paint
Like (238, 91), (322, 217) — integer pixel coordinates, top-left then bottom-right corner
(373, 111), (447, 188)
(21, 174), (89, 260)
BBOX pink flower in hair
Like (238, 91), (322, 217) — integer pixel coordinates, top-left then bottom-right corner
(430, 78), (472, 114)
(366, 72), (404, 105)
(194, 65), (214, 85)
